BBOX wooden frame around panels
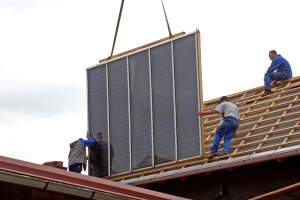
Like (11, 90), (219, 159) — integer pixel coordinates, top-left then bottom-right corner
(196, 30), (206, 158)
(99, 32), (185, 63)
(105, 74), (300, 183)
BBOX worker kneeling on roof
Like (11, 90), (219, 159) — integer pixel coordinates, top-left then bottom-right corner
(262, 50), (293, 96)
(198, 96), (240, 159)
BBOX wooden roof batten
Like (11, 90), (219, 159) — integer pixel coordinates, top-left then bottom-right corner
(98, 32), (185, 64)
(203, 77), (300, 157)
(107, 76), (300, 184)
(249, 181), (300, 200)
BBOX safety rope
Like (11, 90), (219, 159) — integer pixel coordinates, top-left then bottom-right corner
(161, 0), (173, 39)
(108, 0), (173, 60)
(108, 0), (125, 60)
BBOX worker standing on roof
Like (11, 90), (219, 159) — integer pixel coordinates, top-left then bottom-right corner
(77, 131), (95, 147)
(198, 96), (240, 159)
(68, 138), (87, 173)
(78, 131), (102, 177)
(262, 50), (292, 96)
(97, 132), (114, 177)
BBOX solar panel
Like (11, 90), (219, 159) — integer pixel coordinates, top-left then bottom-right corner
(86, 30), (204, 178)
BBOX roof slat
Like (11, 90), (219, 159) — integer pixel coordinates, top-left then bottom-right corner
(106, 75), (300, 183)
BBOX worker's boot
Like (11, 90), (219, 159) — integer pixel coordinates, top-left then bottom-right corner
(206, 152), (218, 159)
(262, 89), (272, 96)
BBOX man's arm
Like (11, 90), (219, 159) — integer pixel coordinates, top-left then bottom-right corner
(267, 58), (282, 73)
(77, 137), (95, 147)
(198, 110), (218, 116)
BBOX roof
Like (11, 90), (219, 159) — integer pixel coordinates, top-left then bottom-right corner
(0, 155), (189, 200)
(105, 75), (300, 185)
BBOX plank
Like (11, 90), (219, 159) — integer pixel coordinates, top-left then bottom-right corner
(99, 32), (185, 63)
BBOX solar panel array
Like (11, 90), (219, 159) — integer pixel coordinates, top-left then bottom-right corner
(87, 31), (204, 178)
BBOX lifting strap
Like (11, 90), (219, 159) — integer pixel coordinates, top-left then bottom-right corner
(107, 0), (173, 60)
(108, 0), (125, 60)
(161, 0), (173, 39)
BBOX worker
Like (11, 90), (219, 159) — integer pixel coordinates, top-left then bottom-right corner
(198, 96), (240, 159)
(68, 138), (87, 173)
(77, 131), (95, 147)
(97, 132), (114, 177)
(78, 131), (102, 177)
(262, 50), (292, 96)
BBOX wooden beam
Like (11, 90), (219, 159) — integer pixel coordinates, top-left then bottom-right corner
(205, 138), (300, 159)
(99, 32), (185, 63)
(203, 82), (300, 111)
(203, 103), (297, 127)
(106, 157), (204, 181)
(203, 90), (300, 122)
(104, 76), (300, 183)
(249, 182), (300, 200)
(108, 135), (300, 182)
(230, 99), (265, 157)
(204, 109), (300, 131)
(205, 118), (300, 139)
(203, 76), (300, 106)
(205, 126), (300, 150)
(252, 80), (291, 154)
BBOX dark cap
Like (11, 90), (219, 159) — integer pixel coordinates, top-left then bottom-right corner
(218, 96), (229, 104)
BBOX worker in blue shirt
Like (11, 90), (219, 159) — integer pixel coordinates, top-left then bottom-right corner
(78, 131), (102, 177)
(262, 50), (292, 96)
(77, 131), (95, 147)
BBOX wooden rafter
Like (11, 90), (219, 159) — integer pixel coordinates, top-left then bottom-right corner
(105, 76), (300, 183)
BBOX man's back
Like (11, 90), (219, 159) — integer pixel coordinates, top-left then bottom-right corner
(68, 141), (86, 171)
(215, 102), (240, 121)
(268, 55), (292, 78)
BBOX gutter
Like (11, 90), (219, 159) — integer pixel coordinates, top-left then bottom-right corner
(0, 170), (127, 200)
(0, 155), (190, 200)
(121, 145), (300, 186)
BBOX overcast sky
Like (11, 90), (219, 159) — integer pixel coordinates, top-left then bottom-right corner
(1, 0), (300, 172)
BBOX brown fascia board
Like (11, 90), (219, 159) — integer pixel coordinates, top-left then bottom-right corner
(0, 155), (190, 200)
(98, 32), (186, 64)
(123, 145), (300, 186)
(249, 181), (300, 200)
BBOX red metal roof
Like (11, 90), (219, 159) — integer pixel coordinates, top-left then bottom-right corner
(0, 155), (189, 200)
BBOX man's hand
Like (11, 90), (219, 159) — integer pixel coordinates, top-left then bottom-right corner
(198, 110), (217, 116)
(198, 111), (204, 116)
(271, 80), (277, 87)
